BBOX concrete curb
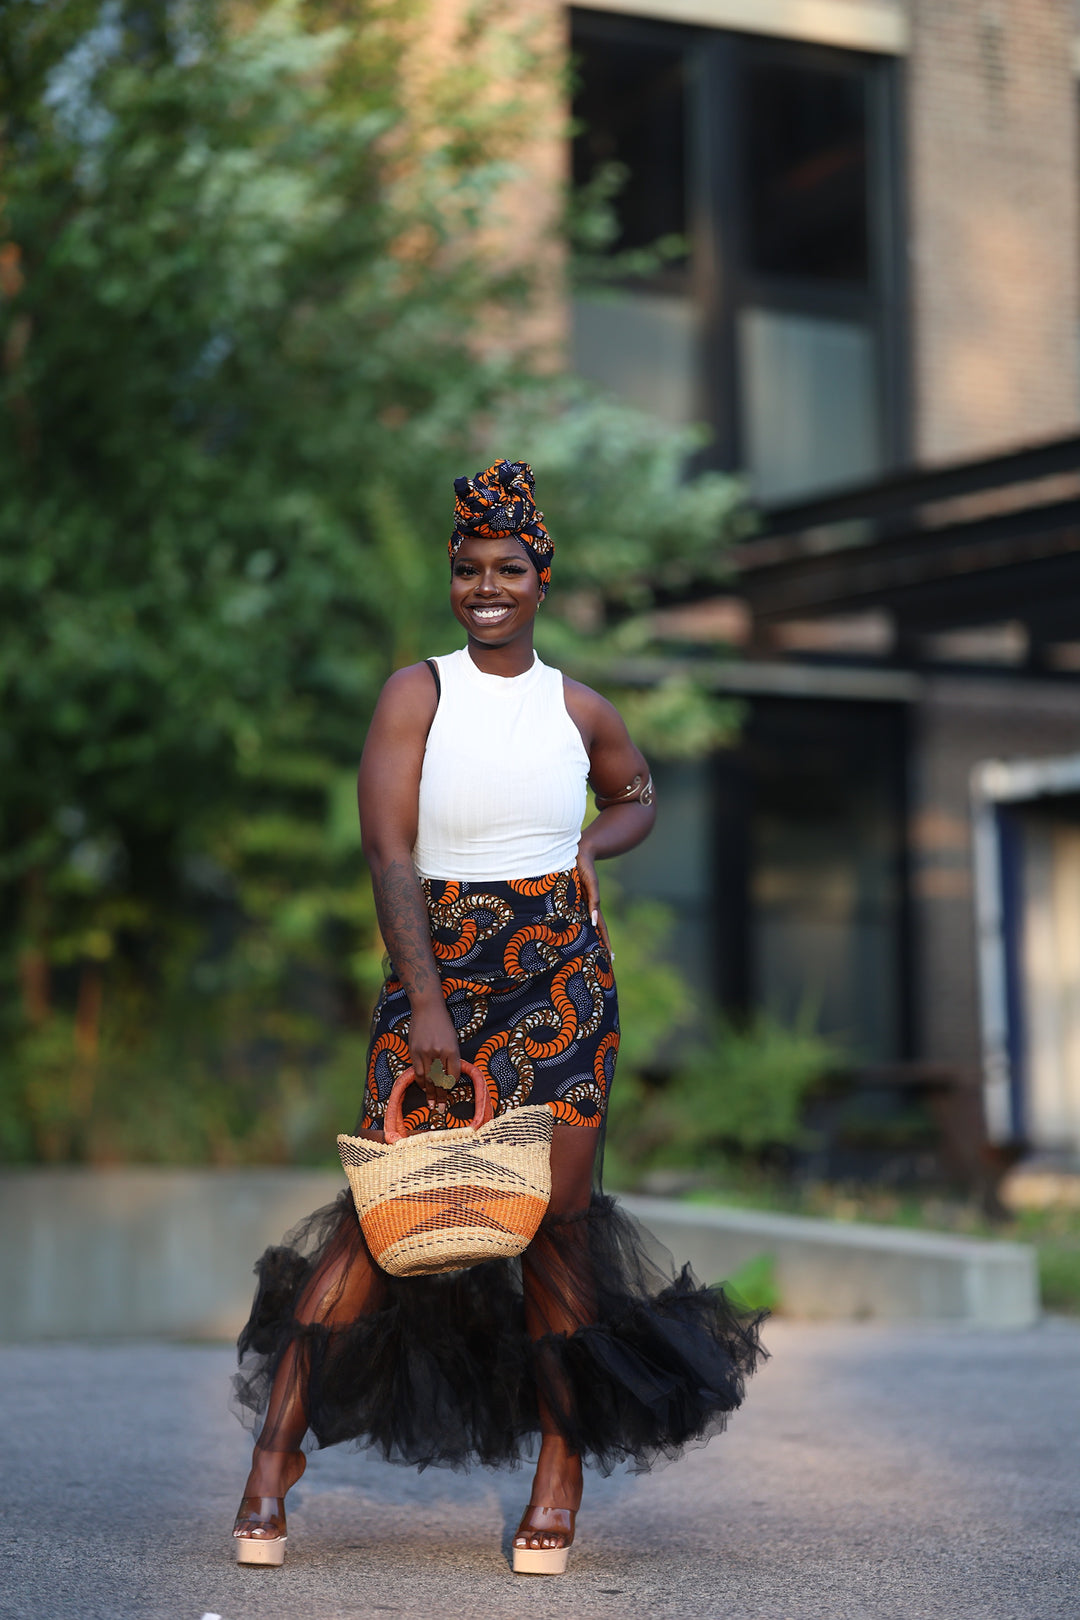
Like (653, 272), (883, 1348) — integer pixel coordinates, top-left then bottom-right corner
(620, 1195), (1040, 1328)
(0, 1169), (1039, 1339)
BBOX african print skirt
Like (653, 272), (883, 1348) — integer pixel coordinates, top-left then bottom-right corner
(360, 868), (618, 1132)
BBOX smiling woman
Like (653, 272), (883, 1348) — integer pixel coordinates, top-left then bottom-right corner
(229, 458), (765, 1576)
(451, 537), (539, 636)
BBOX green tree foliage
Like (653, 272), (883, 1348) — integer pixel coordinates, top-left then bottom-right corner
(0, 0), (741, 1162)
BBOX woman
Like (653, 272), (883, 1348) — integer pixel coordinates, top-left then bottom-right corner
(231, 459), (764, 1575)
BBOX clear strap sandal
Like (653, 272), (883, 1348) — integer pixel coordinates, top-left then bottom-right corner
(512, 1504), (576, 1575)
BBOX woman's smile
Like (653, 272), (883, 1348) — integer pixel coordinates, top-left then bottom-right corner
(468, 602), (515, 625)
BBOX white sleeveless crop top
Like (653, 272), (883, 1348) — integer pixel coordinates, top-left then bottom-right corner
(413, 648), (590, 881)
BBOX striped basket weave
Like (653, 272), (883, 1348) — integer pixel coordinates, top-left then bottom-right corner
(337, 1063), (554, 1277)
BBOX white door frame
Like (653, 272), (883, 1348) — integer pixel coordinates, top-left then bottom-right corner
(971, 753), (1080, 1143)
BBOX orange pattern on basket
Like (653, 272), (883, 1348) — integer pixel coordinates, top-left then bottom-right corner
(364, 1189), (550, 1248)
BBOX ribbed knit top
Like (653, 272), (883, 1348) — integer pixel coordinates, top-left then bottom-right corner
(413, 648), (590, 881)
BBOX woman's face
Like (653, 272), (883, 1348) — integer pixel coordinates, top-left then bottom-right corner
(450, 533), (541, 647)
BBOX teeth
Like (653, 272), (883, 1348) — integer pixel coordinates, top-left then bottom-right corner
(473, 606), (510, 618)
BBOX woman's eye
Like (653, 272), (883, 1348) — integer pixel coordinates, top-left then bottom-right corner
(454, 565), (477, 577)
(501, 565), (527, 576)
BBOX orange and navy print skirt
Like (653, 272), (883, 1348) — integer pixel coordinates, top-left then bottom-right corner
(361, 868), (618, 1133)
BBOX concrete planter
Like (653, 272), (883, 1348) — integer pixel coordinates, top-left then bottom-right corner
(0, 1168), (1039, 1340)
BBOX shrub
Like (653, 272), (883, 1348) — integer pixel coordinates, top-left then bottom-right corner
(605, 1012), (842, 1183)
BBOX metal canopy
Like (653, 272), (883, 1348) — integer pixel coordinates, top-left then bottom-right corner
(733, 432), (1080, 656)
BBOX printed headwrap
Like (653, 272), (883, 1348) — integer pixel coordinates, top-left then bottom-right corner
(448, 459), (553, 598)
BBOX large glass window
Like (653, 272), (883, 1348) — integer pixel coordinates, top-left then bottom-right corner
(571, 36), (688, 255)
(737, 307), (882, 501)
(571, 291), (701, 429)
(570, 22), (698, 426)
(742, 60), (870, 283)
(570, 13), (904, 500)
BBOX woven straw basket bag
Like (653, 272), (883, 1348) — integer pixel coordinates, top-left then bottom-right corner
(337, 1061), (554, 1277)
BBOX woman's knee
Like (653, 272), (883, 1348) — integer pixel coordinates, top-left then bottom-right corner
(295, 1220), (380, 1326)
(545, 1123), (599, 1220)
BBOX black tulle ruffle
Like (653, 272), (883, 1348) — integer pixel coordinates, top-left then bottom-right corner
(232, 1191), (766, 1475)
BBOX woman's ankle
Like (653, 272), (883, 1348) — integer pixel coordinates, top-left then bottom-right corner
(530, 1436), (583, 1510)
(243, 1446), (306, 1499)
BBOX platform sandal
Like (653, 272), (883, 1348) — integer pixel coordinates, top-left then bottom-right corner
(233, 1495), (289, 1565)
(512, 1504), (576, 1575)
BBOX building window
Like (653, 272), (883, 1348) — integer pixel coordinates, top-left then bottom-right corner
(742, 57), (870, 283)
(571, 34), (688, 256)
(743, 698), (909, 1061)
(570, 12), (905, 502)
(570, 24), (698, 433)
(613, 699), (910, 1061)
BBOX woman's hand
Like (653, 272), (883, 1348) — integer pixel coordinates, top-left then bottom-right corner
(576, 848), (613, 960)
(407, 999), (461, 1111)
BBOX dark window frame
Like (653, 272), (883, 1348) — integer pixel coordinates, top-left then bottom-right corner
(570, 10), (910, 482)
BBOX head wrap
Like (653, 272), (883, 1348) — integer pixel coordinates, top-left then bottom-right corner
(448, 459), (553, 598)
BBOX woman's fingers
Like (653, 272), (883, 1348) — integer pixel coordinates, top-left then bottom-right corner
(413, 1067), (443, 1111)
(413, 1051), (461, 1082)
(577, 857), (613, 960)
(577, 856), (599, 924)
(411, 1045), (461, 1112)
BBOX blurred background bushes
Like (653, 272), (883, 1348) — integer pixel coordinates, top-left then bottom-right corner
(0, 0), (752, 1164)
(602, 1008), (841, 1191)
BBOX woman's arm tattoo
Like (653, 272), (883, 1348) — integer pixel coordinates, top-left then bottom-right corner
(371, 857), (438, 1003)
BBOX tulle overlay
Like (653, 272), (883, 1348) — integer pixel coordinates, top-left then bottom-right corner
(232, 1189), (766, 1474)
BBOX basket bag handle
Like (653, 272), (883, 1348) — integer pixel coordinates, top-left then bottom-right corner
(382, 1060), (494, 1144)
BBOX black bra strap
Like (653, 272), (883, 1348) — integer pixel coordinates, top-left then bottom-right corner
(424, 658), (441, 704)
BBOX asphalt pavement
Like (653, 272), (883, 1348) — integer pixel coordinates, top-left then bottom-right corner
(3, 1318), (1078, 1620)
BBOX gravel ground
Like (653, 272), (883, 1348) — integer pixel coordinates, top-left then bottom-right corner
(3, 1318), (1078, 1620)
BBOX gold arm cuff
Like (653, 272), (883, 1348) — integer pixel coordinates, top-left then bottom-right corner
(595, 773), (654, 810)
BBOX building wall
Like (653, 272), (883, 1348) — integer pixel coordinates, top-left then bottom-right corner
(411, 0), (569, 362)
(910, 677), (1080, 1074)
(908, 0), (1080, 462)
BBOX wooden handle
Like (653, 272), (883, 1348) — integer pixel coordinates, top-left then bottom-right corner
(382, 1060), (493, 1144)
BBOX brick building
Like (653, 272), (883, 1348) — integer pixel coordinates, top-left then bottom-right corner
(552, 0), (1080, 1169)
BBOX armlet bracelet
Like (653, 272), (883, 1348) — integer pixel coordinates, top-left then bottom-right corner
(595, 773), (654, 810)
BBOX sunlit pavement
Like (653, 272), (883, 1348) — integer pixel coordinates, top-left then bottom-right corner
(3, 1319), (1078, 1620)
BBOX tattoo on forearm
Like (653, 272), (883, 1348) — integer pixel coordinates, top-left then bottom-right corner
(372, 858), (437, 1002)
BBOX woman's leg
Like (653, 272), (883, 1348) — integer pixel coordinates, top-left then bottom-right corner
(236, 1212), (386, 1529)
(516, 1123), (599, 1551)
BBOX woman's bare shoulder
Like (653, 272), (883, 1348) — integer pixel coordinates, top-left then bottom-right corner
(371, 662), (439, 733)
(562, 675), (626, 743)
